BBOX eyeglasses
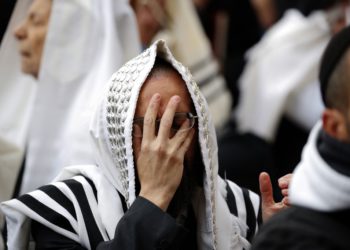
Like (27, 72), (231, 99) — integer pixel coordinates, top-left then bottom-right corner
(133, 112), (198, 137)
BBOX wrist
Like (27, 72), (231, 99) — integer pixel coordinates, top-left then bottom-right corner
(139, 189), (174, 211)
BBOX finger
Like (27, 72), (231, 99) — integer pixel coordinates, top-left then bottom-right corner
(278, 173), (292, 189)
(171, 118), (192, 148)
(259, 172), (275, 207)
(179, 129), (195, 155)
(281, 188), (288, 197)
(282, 196), (290, 206)
(158, 95), (180, 141)
(142, 93), (160, 142)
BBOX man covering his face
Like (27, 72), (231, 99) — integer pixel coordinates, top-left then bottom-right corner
(2, 40), (288, 250)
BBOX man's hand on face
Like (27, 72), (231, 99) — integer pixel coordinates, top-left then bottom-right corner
(137, 93), (195, 211)
(259, 172), (292, 222)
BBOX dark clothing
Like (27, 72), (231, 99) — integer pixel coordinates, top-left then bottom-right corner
(0, 0), (16, 44)
(32, 197), (196, 250)
(251, 129), (350, 250)
(251, 206), (350, 250)
(218, 121), (281, 200)
(318, 130), (350, 177)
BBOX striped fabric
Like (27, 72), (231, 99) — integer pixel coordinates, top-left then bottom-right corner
(3, 40), (260, 250)
(3, 171), (260, 250)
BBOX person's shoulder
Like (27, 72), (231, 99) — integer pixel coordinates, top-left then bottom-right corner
(251, 206), (350, 250)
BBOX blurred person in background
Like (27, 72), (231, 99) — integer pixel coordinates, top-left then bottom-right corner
(0, 1), (37, 247)
(0, 0), (140, 213)
(131, 0), (232, 131)
(12, 0), (140, 197)
(252, 25), (350, 250)
(0, 0), (140, 245)
(219, 0), (349, 197)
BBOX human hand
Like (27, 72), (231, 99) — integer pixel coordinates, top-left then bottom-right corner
(278, 173), (292, 206)
(137, 93), (195, 211)
(259, 172), (290, 222)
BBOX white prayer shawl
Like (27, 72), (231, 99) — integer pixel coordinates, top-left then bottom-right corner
(19, 0), (141, 194)
(2, 40), (260, 250)
(290, 121), (350, 211)
(0, 2), (36, 248)
(154, 0), (231, 130)
(0, 0), (35, 207)
(236, 9), (328, 142)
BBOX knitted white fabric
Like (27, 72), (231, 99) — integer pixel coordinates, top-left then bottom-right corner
(92, 39), (219, 242)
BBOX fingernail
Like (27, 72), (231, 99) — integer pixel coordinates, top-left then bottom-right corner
(154, 93), (160, 101)
(172, 95), (180, 103)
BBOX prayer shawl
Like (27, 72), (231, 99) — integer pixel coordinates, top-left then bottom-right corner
(0, 2), (36, 248)
(0, 0), (35, 209)
(19, 0), (141, 194)
(236, 9), (329, 142)
(290, 121), (350, 211)
(2, 40), (260, 250)
(154, 0), (231, 130)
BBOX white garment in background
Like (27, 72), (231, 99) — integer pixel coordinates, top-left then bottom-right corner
(0, 2), (36, 246)
(236, 10), (328, 142)
(19, 0), (141, 194)
(0, 0), (35, 206)
(154, 0), (231, 130)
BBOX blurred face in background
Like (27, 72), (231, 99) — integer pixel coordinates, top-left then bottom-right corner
(131, 0), (167, 46)
(14, 0), (52, 78)
(250, 0), (278, 29)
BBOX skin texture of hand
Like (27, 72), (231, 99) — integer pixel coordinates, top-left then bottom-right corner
(137, 93), (195, 211)
(259, 172), (292, 222)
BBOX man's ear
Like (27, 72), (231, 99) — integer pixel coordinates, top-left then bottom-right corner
(322, 108), (349, 140)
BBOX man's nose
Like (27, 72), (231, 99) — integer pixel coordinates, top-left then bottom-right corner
(14, 22), (27, 40)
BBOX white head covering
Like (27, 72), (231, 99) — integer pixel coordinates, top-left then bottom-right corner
(87, 39), (260, 249)
(236, 9), (330, 142)
(19, 0), (141, 194)
(90, 38), (219, 219)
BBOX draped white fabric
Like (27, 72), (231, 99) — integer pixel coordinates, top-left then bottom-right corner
(0, 2), (37, 247)
(236, 10), (328, 142)
(0, 0), (35, 207)
(19, 0), (141, 194)
(290, 122), (350, 211)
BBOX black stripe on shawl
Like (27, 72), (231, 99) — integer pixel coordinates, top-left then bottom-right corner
(82, 176), (98, 202)
(257, 200), (263, 227)
(18, 194), (76, 234)
(197, 73), (218, 88)
(117, 191), (127, 213)
(206, 83), (227, 104)
(38, 185), (77, 220)
(62, 179), (103, 249)
(189, 56), (211, 73)
(225, 181), (238, 216)
(242, 188), (256, 242)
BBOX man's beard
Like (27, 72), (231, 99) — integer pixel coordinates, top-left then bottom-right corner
(167, 155), (203, 222)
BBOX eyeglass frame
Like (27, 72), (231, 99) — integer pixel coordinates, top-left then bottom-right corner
(132, 112), (198, 137)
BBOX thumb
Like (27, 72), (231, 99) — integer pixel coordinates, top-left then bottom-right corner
(259, 172), (275, 207)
